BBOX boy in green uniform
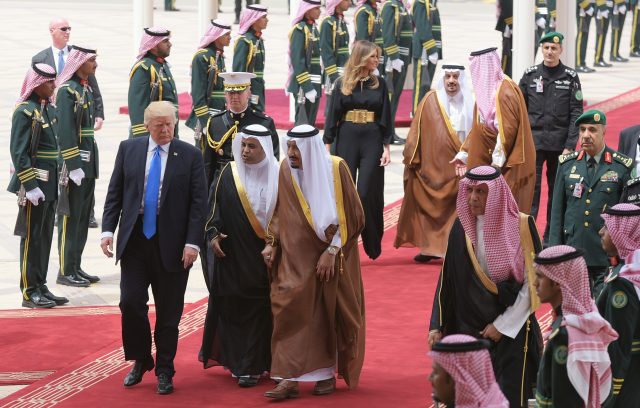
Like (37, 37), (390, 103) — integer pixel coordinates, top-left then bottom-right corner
(55, 46), (100, 288)
(319, 0), (350, 118)
(9, 63), (67, 308)
(186, 19), (231, 150)
(534, 245), (618, 407)
(411, 0), (441, 114)
(287, 0), (323, 126)
(598, 204), (640, 407)
(354, 0), (384, 73)
(128, 27), (178, 138)
(233, 5), (268, 112)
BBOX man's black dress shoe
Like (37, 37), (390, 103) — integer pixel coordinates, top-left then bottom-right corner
(238, 376), (260, 387)
(630, 51), (640, 58)
(414, 254), (440, 263)
(611, 56), (629, 62)
(124, 360), (155, 387)
(22, 292), (56, 308)
(88, 215), (98, 228)
(56, 274), (90, 288)
(41, 287), (69, 305)
(157, 373), (174, 394)
(576, 65), (596, 73)
(77, 268), (100, 283)
(594, 60), (613, 67)
(391, 134), (406, 145)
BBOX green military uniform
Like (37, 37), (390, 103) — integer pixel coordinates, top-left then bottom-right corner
(319, 11), (349, 119)
(164, 0), (176, 11)
(56, 76), (99, 282)
(381, 0), (412, 135)
(594, 0), (613, 65)
(186, 45), (226, 148)
(631, 0), (640, 56)
(287, 20), (322, 126)
(576, 0), (596, 70)
(128, 52), (179, 138)
(610, 0), (629, 61)
(8, 95), (58, 302)
(548, 0), (558, 30)
(597, 265), (640, 407)
(411, 0), (442, 114)
(354, 1), (384, 72)
(535, 0), (549, 52)
(535, 308), (585, 407)
(232, 30), (266, 111)
(495, 0), (513, 77)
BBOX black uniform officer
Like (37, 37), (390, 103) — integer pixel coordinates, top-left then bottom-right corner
(519, 31), (583, 244)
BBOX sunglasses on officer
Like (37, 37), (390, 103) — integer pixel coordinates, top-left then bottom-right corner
(58, 27), (72, 32)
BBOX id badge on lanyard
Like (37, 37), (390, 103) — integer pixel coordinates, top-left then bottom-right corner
(536, 76), (544, 93)
(573, 177), (584, 198)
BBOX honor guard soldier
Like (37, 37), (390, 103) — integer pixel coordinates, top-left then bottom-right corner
(319, 0), (350, 118)
(598, 204), (640, 408)
(576, 0), (597, 73)
(186, 19), (231, 150)
(610, 0), (630, 62)
(519, 32), (583, 245)
(354, 0), (384, 73)
(631, 0), (640, 57)
(128, 27), (178, 138)
(594, 0), (614, 67)
(9, 63), (67, 308)
(288, 0), (323, 126)
(535, 0), (549, 49)
(233, 5), (269, 112)
(549, 110), (633, 295)
(411, 0), (442, 115)
(381, 0), (412, 145)
(495, 0), (513, 77)
(56, 46), (101, 288)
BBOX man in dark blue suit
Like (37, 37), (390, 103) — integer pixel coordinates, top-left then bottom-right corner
(100, 101), (207, 395)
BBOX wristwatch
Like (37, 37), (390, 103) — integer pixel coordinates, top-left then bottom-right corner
(326, 245), (339, 255)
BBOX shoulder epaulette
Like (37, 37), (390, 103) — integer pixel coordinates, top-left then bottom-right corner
(250, 108), (270, 119)
(612, 152), (633, 168)
(604, 266), (620, 283)
(14, 102), (30, 115)
(129, 60), (149, 79)
(627, 176), (640, 187)
(548, 316), (563, 340)
(559, 151), (579, 164)
(193, 48), (208, 59)
(525, 65), (538, 74)
(565, 67), (577, 77)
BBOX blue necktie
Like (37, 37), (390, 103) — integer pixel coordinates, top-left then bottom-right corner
(143, 146), (162, 238)
(57, 50), (65, 74)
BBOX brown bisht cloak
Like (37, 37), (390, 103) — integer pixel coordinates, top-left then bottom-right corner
(462, 77), (536, 213)
(266, 157), (366, 388)
(394, 91), (462, 256)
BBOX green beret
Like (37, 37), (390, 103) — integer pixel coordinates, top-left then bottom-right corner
(575, 109), (607, 126)
(539, 31), (564, 45)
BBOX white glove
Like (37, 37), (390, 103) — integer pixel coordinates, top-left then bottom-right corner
(549, 17), (556, 28)
(619, 5), (626, 14)
(536, 17), (546, 29)
(391, 59), (404, 72)
(601, 9), (609, 19)
(428, 52), (439, 65)
(69, 168), (85, 186)
(586, 6), (594, 16)
(305, 89), (317, 104)
(25, 187), (45, 206)
(503, 25), (512, 38)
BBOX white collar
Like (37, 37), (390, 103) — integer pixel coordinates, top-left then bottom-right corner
(148, 137), (171, 153)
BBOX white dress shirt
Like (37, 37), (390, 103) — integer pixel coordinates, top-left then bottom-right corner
(51, 45), (69, 73)
(446, 92), (467, 143)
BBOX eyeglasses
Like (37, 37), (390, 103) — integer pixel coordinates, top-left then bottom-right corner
(58, 27), (72, 32)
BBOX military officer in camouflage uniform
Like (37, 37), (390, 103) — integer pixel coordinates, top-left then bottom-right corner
(598, 203), (640, 408)
(56, 46), (101, 288)
(319, 0), (350, 119)
(354, 0), (384, 73)
(128, 27), (178, 138)
(233, 5), (268, 112)
(549, 110), (633, 294)
(186, 20), (231, 151)
(576, 0), (597, 73)
(9, 63), (67, 308)
(411, 0), (441, 114)
(288, 0), (322, 126)
(381, 0), (412, 145)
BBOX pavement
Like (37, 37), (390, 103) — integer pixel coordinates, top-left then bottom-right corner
(1, 0), (639, 399)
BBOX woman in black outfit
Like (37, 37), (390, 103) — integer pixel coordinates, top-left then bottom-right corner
(323, 40), (392, 260)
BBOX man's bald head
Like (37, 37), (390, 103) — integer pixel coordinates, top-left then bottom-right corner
(49, 17), (71, 48)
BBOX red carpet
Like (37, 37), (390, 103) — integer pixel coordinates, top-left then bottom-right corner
(118, 89), (415, 129)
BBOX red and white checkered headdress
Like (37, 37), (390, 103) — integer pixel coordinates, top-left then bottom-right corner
(429, 335), (508, 408)
(601, 203), (640, 260)
(17, 63), (56, 104)
(457, 166), (524, 283)
(137, 27), (170, 61)
(199, 19), (231, 49)
(55, 45), (96, 88)
(292, 0), (322, 25)
(469, 47), (504, 132)
(239, 4), (268, 35)
(535, 245), (618, 408)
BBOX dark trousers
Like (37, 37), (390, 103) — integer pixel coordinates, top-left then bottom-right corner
(164, 0), (176, 10)
(235, 0), (259, 19)
(384, 57), (409, 136)
(595, 10), (612, 63)
(632, 5), (640, 52)
(120, 217), (190, 377)
(501, 35), (512, 77)
(531, 150), (561, 244)
(20, 200), (56, 298)
(576, 12), (593, 66)
(588, 265), (607, 299)
(412, 59), (436, 114)
(58, 179), (94, 277)
(610, 9), (627, 57)
(336, 125), (385, 259)
(294, 96), (320, 127)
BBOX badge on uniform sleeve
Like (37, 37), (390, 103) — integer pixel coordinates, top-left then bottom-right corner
(611, 291), (628, 308)
(554, 345), (568, 365)
(600, 171), (619, 183)
(572, 178), (584, 198)
(575, 90), (583, 101)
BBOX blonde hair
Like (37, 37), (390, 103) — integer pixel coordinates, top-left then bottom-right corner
(340, 40), (380, 96)
(144, 101), (177, 124)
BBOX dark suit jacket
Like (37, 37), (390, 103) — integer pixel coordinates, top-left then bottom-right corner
(618, 124), (640, 168)
(102, 137), (207, 272)
(32, 46), (105, 119)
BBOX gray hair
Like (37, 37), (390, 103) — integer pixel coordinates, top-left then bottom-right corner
(144, 101), (177, 125)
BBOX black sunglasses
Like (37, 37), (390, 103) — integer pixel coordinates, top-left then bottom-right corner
(59, 27), (72, 32)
